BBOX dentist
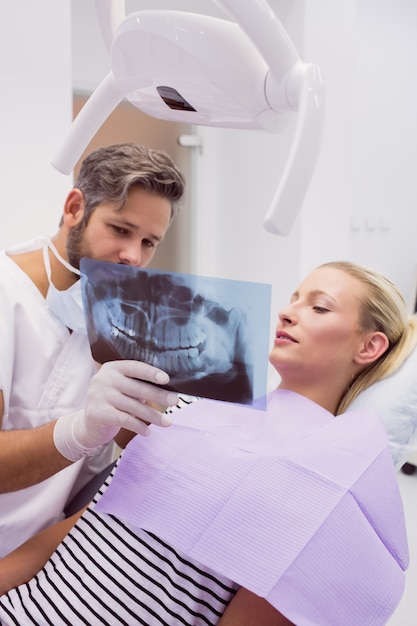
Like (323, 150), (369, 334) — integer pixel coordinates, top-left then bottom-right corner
(0, 143), (184, 557)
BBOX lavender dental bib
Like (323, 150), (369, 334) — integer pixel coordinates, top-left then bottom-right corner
(96, 390), (408, 626)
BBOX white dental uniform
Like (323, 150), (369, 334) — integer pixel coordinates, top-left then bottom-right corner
(0, 237), (115, 557)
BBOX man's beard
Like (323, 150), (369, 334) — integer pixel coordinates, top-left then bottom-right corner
(66, 220), (90, 270)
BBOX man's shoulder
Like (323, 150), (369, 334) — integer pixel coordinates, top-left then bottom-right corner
(2, 236), (47, 256)
(0, 238), (48, 294)
(0, 250), (44, 309)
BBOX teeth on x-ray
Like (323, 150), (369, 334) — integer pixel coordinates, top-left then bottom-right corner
(85, 269), (254, 400)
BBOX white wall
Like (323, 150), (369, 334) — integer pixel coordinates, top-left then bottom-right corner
(350, 0), (417, 305)
(0, 0), (72, 248)
(300, 0), (355, 277)
(301, 0), (417, 308)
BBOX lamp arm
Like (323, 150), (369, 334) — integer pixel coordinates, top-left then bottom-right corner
(94, 0), (125, 53)
(215, 0), (299, 85)
(263, 63), (325, 235)
(51, 73), (123, 174)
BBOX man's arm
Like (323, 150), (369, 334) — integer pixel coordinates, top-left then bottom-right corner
(218, 588), (294, 626)
(0, 361), (178, 493)
(0, 410), (73, 493)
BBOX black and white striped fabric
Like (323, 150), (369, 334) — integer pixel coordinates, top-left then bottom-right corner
(0, 397), (238, 625)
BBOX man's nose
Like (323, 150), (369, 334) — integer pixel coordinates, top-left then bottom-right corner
(118, 242), (142, 266)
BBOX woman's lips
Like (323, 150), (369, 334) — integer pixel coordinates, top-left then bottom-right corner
(275, 330), (298, 343)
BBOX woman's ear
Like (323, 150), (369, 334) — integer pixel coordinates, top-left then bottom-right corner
(355, 331), (390, 366)
(62, 189), (85, 227)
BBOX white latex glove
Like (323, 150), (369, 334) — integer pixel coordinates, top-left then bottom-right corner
(54, 360), (178, 461)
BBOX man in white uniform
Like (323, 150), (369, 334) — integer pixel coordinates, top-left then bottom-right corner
(0, 143), (184, 557)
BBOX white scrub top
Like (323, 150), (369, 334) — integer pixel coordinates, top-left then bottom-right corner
(0, 237), (114, 556)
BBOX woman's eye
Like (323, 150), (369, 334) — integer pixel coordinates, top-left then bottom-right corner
(313, 305), (329, 313)
(143, 239), (155, 249)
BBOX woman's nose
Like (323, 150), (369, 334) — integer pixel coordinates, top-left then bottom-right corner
(278, 304), (295, 324)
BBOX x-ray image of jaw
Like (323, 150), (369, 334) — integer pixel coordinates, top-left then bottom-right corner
(80, 260), (267, 404)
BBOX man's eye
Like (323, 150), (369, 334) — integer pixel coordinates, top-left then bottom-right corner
(143, 239), (156, 248)
(112, 225), (129, 235)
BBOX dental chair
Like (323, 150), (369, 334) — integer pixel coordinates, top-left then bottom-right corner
(64, 460), (117, 518)
(350, 345), (417, 473)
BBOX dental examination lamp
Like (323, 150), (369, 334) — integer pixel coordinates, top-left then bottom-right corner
(52, 0), (324, 235)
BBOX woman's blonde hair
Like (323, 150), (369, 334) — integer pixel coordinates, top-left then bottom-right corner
(319, 261), (417, 414)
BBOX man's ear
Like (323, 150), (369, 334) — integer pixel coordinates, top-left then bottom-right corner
(355, 331), (390, 366)
(62, 189), (85, 227)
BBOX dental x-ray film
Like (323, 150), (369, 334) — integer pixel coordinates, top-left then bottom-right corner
(80, 259), (271, 406)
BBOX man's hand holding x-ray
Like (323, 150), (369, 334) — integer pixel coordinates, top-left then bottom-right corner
(53, 361), (178, 462)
